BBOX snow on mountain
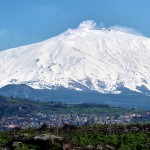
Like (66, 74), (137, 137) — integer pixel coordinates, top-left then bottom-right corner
(0, 21), (150, 94)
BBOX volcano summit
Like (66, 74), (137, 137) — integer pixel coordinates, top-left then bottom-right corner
(0, 21), (150, 95)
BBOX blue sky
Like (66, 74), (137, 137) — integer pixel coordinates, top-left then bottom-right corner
(0, 0), (150, 51)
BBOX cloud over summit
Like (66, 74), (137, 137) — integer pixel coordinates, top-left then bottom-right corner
(77, 20), (143, 36)
(78, 20), (97, 30)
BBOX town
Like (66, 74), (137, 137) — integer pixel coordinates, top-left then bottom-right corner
(1, 96), (150, 131)
(1, 111), (150, 131)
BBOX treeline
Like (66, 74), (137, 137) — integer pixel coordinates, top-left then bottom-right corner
(0, 95), (134, 117)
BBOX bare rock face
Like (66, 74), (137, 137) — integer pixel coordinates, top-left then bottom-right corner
(5, 133), (63, 150)
(33, 134), (63, 142)
(74, 144), (115, 150)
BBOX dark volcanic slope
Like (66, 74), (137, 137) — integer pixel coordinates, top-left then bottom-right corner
(0, 84), (150, 109)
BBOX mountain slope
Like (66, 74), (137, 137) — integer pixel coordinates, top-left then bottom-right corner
(1, 84), (150, 109)
(0, 21), (150, 94)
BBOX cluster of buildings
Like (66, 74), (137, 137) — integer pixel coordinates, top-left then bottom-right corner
(0, 111), (149, 131)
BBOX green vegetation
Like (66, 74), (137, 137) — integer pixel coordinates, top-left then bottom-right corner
(0, 95), (150, 149)
(69, 129), (150, 149)
(0, 132), (12, 147)
(0, 124), (150, 149)
(0, 96), (146, 117)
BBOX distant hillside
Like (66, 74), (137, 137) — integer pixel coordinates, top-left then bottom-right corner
(0, 95), (146, 119)
(0, 84), (150, 109)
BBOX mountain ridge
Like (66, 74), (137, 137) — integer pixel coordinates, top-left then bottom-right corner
(1, 84), (150, 109)
(0, 21), (150, 94)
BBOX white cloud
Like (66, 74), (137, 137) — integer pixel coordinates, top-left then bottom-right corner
(78, 20), (143, 36)
(78, 20), (97, 30)
(109, 25), (143, 36)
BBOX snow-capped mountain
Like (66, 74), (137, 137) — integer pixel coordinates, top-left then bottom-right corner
(1, 21), (150, 94)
